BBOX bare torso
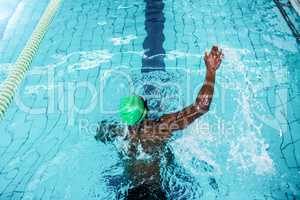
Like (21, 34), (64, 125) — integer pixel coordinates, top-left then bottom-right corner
(125, 119), (172, 187)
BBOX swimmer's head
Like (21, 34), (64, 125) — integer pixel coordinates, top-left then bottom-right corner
(119, 95), (148, 125)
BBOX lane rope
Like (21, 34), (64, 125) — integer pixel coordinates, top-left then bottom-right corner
(0, 0), (63, 120)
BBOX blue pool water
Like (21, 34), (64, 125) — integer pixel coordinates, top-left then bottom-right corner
(0, 0), (300, 199)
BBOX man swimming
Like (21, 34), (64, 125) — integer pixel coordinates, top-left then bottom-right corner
(96, 46), (224, 199)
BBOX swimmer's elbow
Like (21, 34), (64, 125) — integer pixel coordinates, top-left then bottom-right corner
(204, 104), (211, 113)
(197, 104), (210, 115)
(177, 107), (210, 131)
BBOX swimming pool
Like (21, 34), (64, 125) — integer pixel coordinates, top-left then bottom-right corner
(0, 0), (300, 199)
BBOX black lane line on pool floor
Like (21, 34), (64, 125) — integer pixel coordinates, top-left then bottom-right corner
(142, 0), (166, 73)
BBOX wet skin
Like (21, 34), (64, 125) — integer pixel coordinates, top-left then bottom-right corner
(124, 46), (224, 190)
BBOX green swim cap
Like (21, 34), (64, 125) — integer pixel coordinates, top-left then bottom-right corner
(119, 96), (147, 125)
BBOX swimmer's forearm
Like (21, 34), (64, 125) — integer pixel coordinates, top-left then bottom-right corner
(158, 70), (216, 130)
(171, 70), (216, 128)
(195, 70), (216, 112)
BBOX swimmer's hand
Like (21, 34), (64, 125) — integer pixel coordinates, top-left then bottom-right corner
(204, 46), (224, 73)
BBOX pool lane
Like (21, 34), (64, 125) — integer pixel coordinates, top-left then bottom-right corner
(0, 0), (20, 40)
(0, 0), (49, 83)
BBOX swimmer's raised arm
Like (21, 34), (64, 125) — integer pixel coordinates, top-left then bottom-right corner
(158, 46), (223, 132)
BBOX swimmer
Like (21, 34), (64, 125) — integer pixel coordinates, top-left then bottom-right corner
(96, 46), (224, 199)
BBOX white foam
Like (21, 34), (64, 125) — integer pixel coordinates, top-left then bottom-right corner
(172, 46), (276, 177)
(222, 46), (275, 175)
(111, 35), (137, 46)
(228, 133), (275, 175)
(97, 21), (107, 26)
(117, 5), (134, 9)
(68, 50), (112, 71)
(166, 50), (202, 60)
(172, 130), (220, 176)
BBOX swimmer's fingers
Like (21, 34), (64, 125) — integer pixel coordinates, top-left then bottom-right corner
(217, 49), (224, 63)
(204, 51), (209, 61)
(218, 53), (224, 70)
(215, 47), (222, 57)
(216, 48), (221, 57)
(212, 46), (218, 54)
(220, 49), (225, 60)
